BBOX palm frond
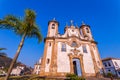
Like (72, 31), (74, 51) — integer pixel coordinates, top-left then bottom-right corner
(0, 9), (42, 43)
(0, 48), (6, 51)
(24, 9), (36, 26)
(26, 24), (42, 43)
(0, 20), (15, 29)
(0, 15), (22, 33)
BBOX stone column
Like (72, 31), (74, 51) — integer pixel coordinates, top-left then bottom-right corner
(68, 53), (85, 77)
(40, 41), (48, 76)
(50, 40), (58, 76)
(88, 44), (99, 76)
(79, 54), (85, 77)
(68, 54), (74, 74)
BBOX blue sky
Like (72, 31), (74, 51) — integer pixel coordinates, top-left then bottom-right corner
(0, 0), (120, 67)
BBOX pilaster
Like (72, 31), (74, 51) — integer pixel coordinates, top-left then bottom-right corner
(50, 40), (58, 76)
(88, 44), (99, 76)
(68, 53), (85, 77)
(40, 41), (48, 76)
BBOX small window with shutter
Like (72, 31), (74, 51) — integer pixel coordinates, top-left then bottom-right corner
(61, 43), (66, 52)
(82, 45), (88, 53)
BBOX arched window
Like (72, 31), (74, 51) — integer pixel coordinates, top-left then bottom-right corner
(47, 58), (50, 64)
(71, 41), (77, 47)
(86, 28), (89, 33)
(49, 42), (51, 46)
(82, 45), (88, 53)
(61, 43), (66, 52)
(52, 24), (55, 29)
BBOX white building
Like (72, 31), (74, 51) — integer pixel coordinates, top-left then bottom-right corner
(102, 57), (120, 77)
(38, 19), (103, 77)
(11, 65), (25, 76)
(33, 58), (41, 74)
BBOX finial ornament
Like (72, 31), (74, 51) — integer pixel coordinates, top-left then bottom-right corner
(70, 20), (74, 26)
(82, 21), (85, 25)
(53, 17), (56, 21)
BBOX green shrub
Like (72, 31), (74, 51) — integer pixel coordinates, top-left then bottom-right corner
(66, 73), (85, 80)
(107, 72), (113, 77)
(7, 75), (44, 80)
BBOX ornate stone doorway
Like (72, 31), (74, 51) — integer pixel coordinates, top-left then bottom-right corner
(72, 59), (81, 76)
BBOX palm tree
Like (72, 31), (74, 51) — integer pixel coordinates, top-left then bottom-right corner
(0, 48), (6, 51)
(0, 48), (7, 57)
(0, 9), (42, 80)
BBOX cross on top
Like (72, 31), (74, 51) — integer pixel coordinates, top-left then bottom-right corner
(53, 18), (56, 21)
(82, 21), (85, 25)
(70, 20), (74, 26)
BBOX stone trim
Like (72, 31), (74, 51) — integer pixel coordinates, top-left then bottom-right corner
(66, 38), (81, 48)
(49, 40), (58, 76)
(85, 73), (96, 76)
(95, 44), (104, 68)
(68, 53), (86, 77)
(40, 41), (48, 76)
(47, 21), (59, 37)
(44, 37), (97, 44)
(88, 44), (99, 76)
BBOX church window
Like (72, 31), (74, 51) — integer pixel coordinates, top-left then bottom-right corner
(108, 62), (111, 66)
(52, 24), (55, 29)
(49, 42), (51, 46)
(71, 41), (77, 47)
(114, 62), (118, 66)
(72, 30), (74, 32)
(47, 58), (50, 64)
(61, 43), (66, 52)
(86, 28), (89, 33)
(82, 45), (87, 53)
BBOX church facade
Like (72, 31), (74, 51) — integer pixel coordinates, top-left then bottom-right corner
(39, 19), (103, 77)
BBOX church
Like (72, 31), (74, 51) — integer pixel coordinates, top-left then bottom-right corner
(39, 19), (103, 77)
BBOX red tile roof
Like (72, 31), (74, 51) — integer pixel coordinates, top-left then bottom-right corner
(102, 57), (120, 61)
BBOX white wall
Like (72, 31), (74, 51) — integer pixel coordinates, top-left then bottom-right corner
(112, 59), (120, 70)
(92, 45), (102, 68)
(83, 44), (95, 73)
(57, 42), (70, 72)
(57, 42), (95, 74)
(34, 65), (40, 74)
(45, 42), (53, 72)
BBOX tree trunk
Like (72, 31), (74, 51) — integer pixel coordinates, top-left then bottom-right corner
(5, 33), (26, 80)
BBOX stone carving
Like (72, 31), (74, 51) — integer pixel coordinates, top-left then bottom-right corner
(71, 48), (80, 55)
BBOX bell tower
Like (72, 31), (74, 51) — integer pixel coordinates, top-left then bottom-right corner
(80, 22), (93, 40)
(47, 18), (59, 37)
